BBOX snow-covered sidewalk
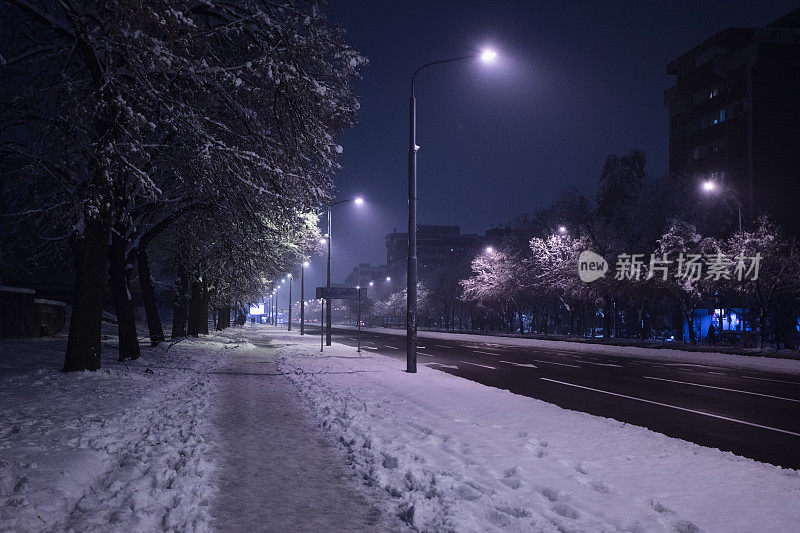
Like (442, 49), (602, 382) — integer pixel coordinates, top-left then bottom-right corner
(0, 327), (402, 532)
(274, 328), (800, 532)
(208, 329), (400, 531)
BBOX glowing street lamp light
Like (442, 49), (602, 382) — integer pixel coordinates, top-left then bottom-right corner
(354, 197), (364, 205)
(485, 246), (494, 254)
(558, 226), (567, 234)
(406, 47), (499, 373)
(702, 180), (717, 192)
(386, 276), (391, 282)
(480, 48), (498, 62)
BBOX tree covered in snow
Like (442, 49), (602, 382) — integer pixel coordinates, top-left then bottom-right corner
(1, 0), (364, 369)
(725, 216), (800, 347)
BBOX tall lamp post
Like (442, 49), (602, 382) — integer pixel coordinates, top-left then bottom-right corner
(323, 197), (364, 346)
(702, 178), (746, 332)
(287, 274), (293, 331)
(406, 48), (497, 373)
(274, 286), (279, 326)
(300, 261), (309, 335)
(702, 179), (742, 233)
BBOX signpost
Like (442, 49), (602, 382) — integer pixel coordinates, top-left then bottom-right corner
(315, 287), (367, 353)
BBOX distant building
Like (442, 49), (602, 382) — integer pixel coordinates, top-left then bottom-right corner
(344, 263), (389, 289)
(386, 225), (506, 286)
(664, 8), (800, 231)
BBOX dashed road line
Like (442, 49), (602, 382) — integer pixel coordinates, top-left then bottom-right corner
(540, 377), (800, 437)
(575, 359), (623, 368)
(644, 376), (800, 404)
(740, 375), (800, 386)
(500, 361), (538, 368)
(384, 345), (400, 350)
(459, 361), (497, 370)
(474, 350), (501, 356)
(531, 359), (580, 368)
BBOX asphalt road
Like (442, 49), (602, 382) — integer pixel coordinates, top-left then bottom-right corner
(299, 324), (800, 469)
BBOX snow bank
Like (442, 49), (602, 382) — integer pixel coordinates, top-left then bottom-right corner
(275, 330), (800, 532)
(0, 328), (240, 532)
(340, 325), (800, 376)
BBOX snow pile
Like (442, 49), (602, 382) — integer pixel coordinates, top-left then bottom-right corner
(0, 329), (238, 532)
(340, 325), (800, 376)
(275, 331), (800, 532)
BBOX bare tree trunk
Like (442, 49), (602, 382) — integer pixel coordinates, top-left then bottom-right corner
(216, 306), (231, 330)
(187, 277), (202, 337)
(171, 274), (188, 338)
(108, 232), (140, 361)
(64, 219), (108, 371)
(137, 247), (165, 346)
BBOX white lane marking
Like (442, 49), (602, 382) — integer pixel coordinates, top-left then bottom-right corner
(417, 345), (426, 349)
(661, 363), (714, 368)
(500, 361), (538, 368)
(418, 352), (436, 357)
(474, 350), (501, 356)
(740, 375), (800, 386)
(459, 361), (497, 370)
(644, 376), (800, 404)
(575, 359), (623, 368)
(531, 359), (580, 368)
(384, 345), (400, 350)
(427, 363), (458, 369)
(363, 346), (378, 350)
(707, 371), (725, 375)
(541, 378), (800, 438)
(435, 344), (454, 349)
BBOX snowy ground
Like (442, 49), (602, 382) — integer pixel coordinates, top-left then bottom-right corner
(335, 325), (800, 376)
(274, 327), (800, 532)
(0, 330), (224, 531)
(0, 326), (403, 532)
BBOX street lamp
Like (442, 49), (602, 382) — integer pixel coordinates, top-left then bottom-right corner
(287, 274), (293, 331)
(701, 179), (742, 233)
(485, 246), (494, 254)
(323, 196), (365, 346)
(558, 226), (567, 234)
(407, 48), (498, 373)
(274, 286), (280, 325)
(301, 261), (309, 335)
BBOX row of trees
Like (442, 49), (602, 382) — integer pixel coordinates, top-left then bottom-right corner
(356, 151), (800, 348)
(1, 1), (365, 369)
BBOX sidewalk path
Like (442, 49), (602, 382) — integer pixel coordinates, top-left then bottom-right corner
(209, 335), (396, 532)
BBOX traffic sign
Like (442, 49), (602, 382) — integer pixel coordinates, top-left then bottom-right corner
(315, 287), (367, 300)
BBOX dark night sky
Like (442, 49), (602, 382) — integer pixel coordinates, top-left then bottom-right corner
(293, 0), (799, 300)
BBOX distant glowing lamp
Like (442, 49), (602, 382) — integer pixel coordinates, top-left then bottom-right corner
(480, 48), (497, 63)
(485, 246), (494, 254)
(354, 197), (365, 205)
(702, 180), (716, 192)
